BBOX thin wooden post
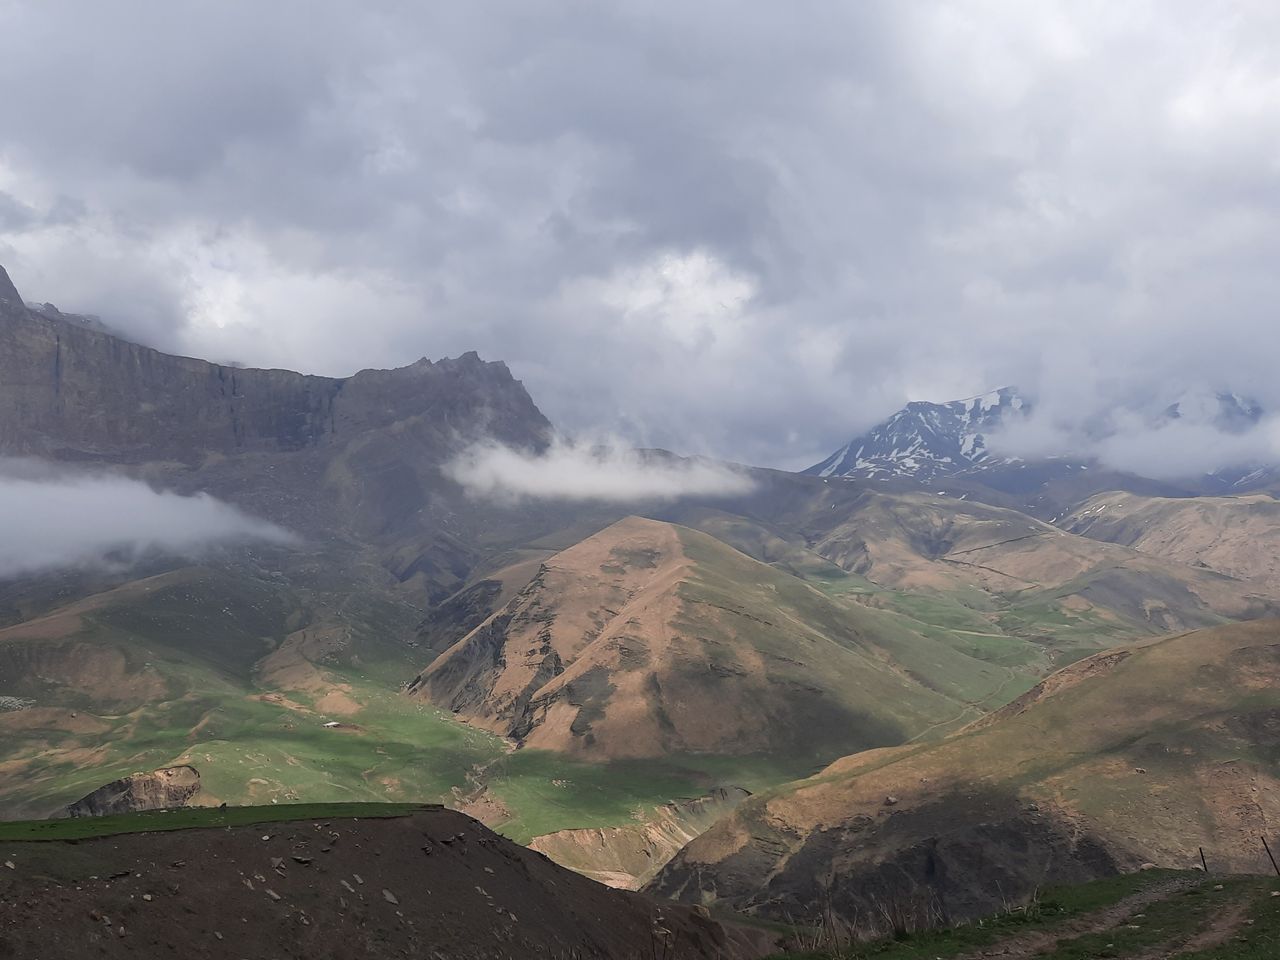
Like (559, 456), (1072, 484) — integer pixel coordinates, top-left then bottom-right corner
(1199, 847), (1209, 874)
(1262, 836), (1280, 878)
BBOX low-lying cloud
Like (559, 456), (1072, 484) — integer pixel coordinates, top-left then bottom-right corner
(0, 460), (295, 579)
(444, 437), (757, 502)
(989, 405), (1280, 481)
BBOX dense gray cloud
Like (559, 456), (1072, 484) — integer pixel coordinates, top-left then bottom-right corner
(446, 436), (755, 502)
(993, 411), (1280, 480)
(1, 2), (1279, 470)
(0, 460), (294, 578)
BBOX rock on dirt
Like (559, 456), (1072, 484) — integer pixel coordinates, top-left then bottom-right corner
(62, 765), (201, 818)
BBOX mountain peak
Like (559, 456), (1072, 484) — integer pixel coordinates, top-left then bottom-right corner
(0, 264), (24, 313)
(806, 386), (1028, 482)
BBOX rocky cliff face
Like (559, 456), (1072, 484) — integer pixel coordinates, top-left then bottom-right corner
(64, 765), (202, 818)
(0, 263), (556, 597)
(0, 266), (548, 463)
(0, 265), (22, 315)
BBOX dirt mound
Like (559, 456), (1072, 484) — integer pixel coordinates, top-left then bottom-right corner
(0, 806), (772, 959)
(64, 766), (202, 819)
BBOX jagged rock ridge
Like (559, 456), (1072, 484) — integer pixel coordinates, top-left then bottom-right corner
(0, 266), (548, 463)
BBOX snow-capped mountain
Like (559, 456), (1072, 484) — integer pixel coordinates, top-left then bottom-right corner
(808, 386), (1275, 490)
(805, 387), (1028, 482)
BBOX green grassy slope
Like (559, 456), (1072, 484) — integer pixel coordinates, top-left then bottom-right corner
(0, 801), (424, 842)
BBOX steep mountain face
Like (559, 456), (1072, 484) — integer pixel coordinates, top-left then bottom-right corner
(806, 387), (1028, 482)
(651, 619), (1280, 931)
(0, 263), (562, 576)
(410, 516), (984, 761)
(0, 266), (548, 466)
(0, 265), (22, 314)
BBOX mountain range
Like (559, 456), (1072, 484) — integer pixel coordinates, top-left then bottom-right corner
(806, 382), (1275, 497)
(3, 263), (1280, 944)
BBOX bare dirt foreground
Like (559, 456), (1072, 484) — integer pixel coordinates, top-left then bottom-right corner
(0, 807), (772, 960)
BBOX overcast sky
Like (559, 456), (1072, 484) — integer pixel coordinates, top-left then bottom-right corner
(1, 1), (1279, 469)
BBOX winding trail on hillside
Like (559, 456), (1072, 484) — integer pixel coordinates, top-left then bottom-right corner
(1132, 897), (1251, 959)
(950, 875), (1201, 960)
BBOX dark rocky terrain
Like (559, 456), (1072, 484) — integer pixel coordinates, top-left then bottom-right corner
(0, 807), (771, 959)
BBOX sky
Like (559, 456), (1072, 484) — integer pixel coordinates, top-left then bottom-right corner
(2, 1), (1280, 470)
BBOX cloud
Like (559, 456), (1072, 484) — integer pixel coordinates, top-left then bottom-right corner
(2, 3), (1280, 472)
(444, 437), (756, 502)
(989, 395), (1280, 480)
(0, 460), (295, 579)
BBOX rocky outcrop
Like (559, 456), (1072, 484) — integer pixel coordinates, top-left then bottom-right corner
(63, 765), (202, 818)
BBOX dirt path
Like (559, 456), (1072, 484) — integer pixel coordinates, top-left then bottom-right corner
(951, 875), (1201, 960)
(1133, 897), (1251, 959)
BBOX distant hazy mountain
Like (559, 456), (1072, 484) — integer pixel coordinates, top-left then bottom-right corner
(1162, 389), (1262, 434)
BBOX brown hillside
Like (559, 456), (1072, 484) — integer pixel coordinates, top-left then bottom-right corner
(800, 489), (1280, 641)
(651, 619), (1280, 929)
(1064, 491), (1280, 591)
(410, 517), (974, 761)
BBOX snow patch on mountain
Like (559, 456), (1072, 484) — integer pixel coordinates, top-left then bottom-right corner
(806, 387), (1029, 482)
(809, 385), (1277, 487)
